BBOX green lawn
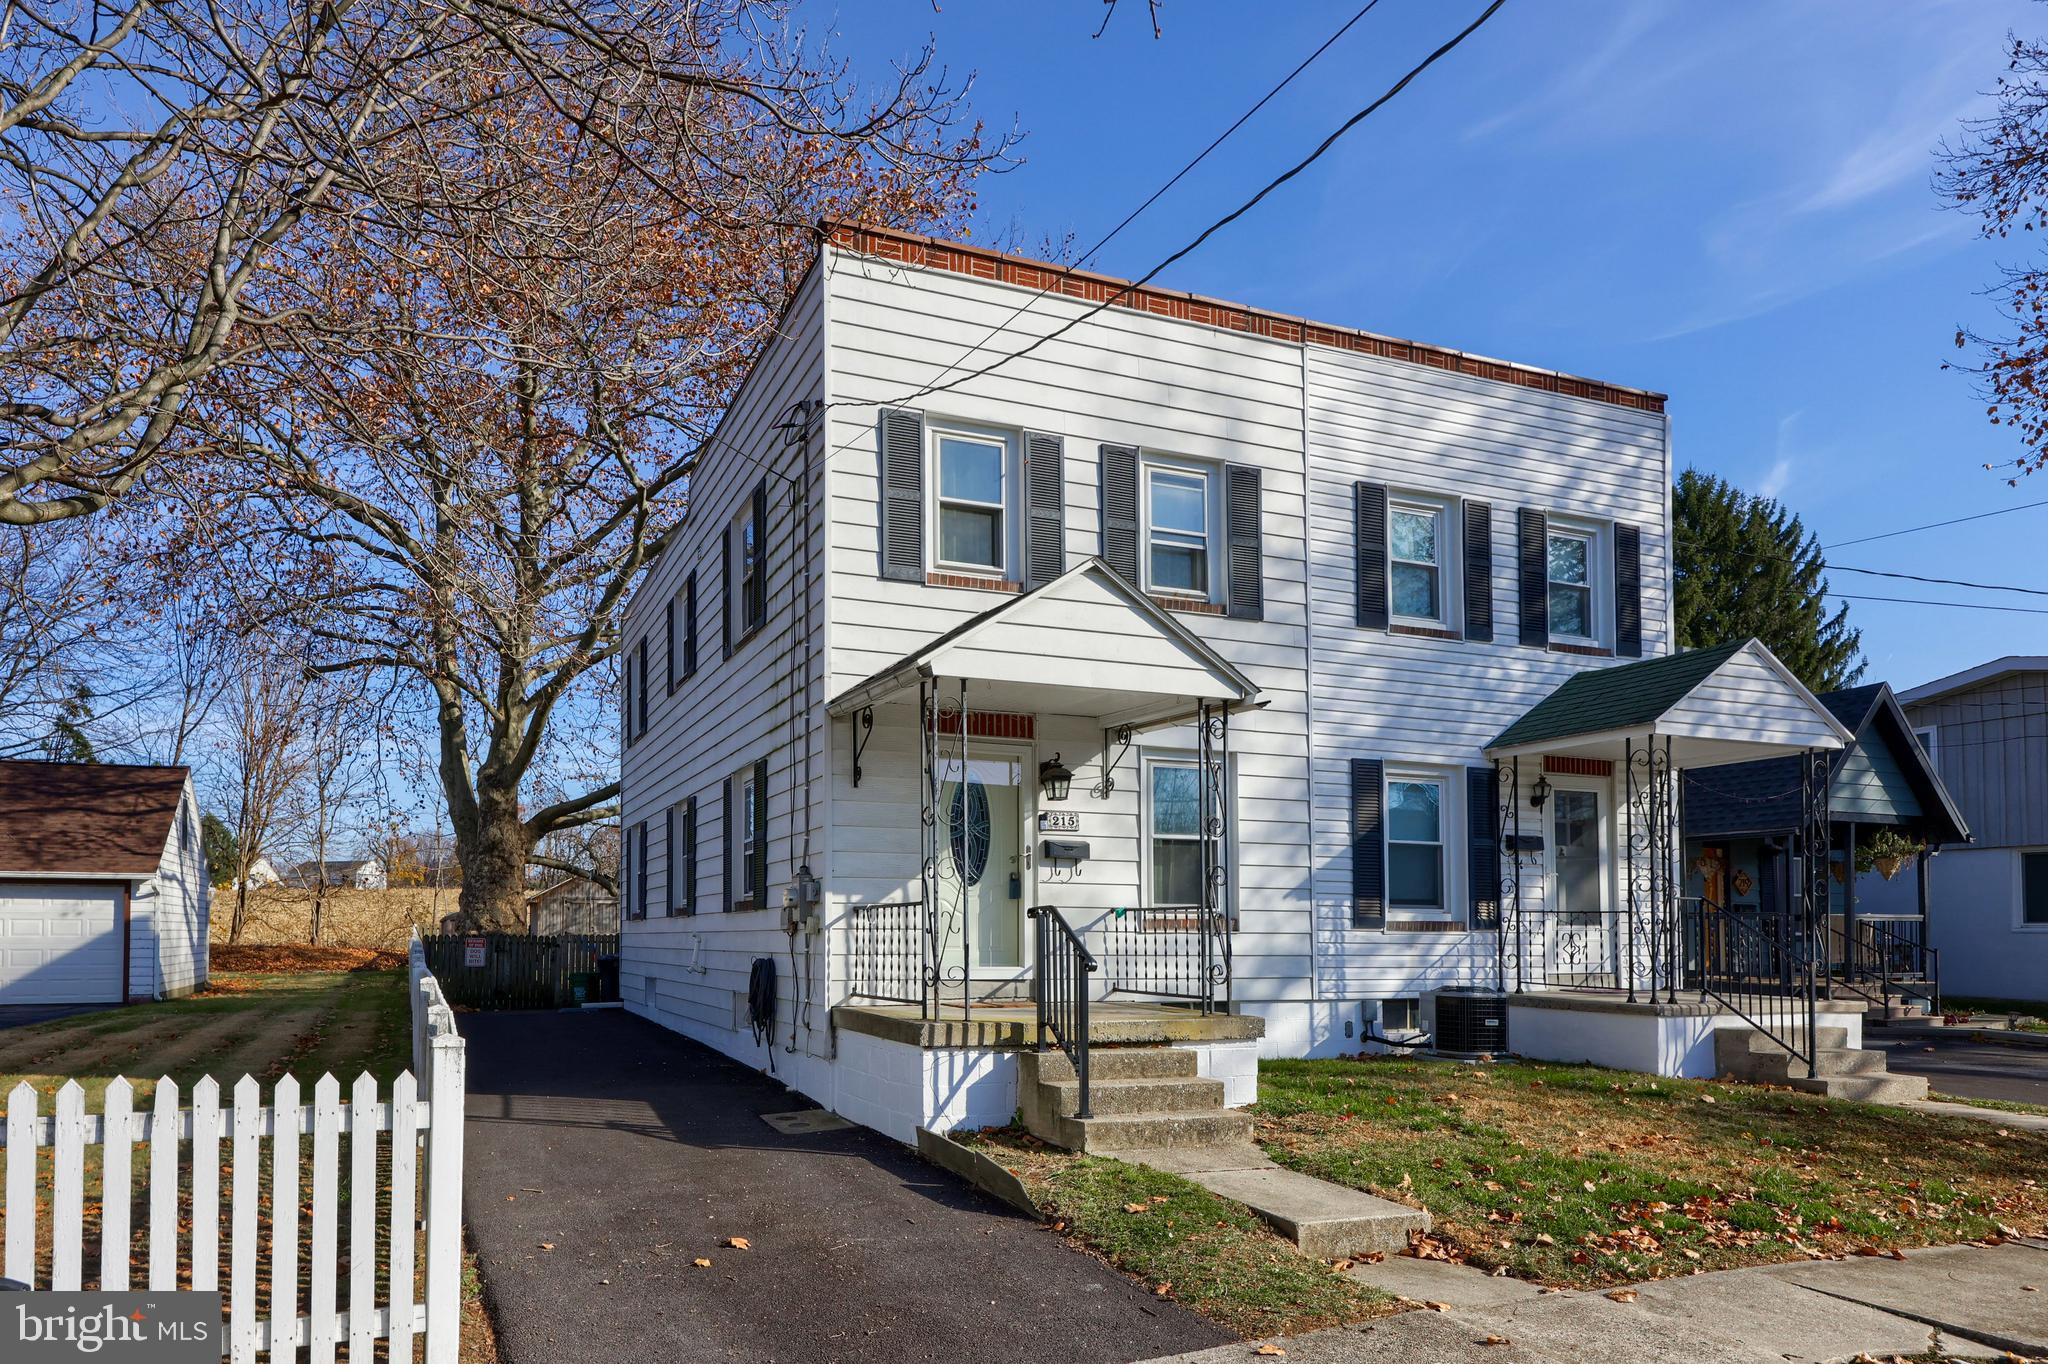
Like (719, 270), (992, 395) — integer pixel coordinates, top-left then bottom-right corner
(1252, 1057), (2048, 1289)
(0, 969), (410, 1110)
(1942, 996), (2048, 1031)
(958, 1128), (1393, 1339)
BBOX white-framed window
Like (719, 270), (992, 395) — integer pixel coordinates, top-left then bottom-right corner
(1546, 526), (1597, 642)
(1386, 773), (1446, 915)
(1142, 458), (1217, 598)
(731, 504), (762, 634)
(1144, 755), (1204, 908)
(740, 769), (758, 899)
(933, 427), (1012, 574)
(2023, 851), (2048, 929)
(1390, 498), (1451, 626)
(1913, 726), (1939, 770)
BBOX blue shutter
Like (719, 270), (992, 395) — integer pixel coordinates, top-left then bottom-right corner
(1354, 482), (1388, 630)
(1462, 500), (1493, 642)
(1351, 758), (1385, 929)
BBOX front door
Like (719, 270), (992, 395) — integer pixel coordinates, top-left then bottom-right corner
(936, 752), (1029, 976)
(1548, 785), (1615, 986)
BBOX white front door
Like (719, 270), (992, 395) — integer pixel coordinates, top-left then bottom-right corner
(1547, 783), (1616, 987)
(0, 881), (124, 1004)
(936, 750), (1031, 975)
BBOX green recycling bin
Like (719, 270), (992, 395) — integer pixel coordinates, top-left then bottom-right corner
(568, 971), (597, 1005)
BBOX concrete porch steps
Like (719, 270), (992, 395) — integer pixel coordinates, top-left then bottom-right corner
(1020, 1047), (1249, 1153)
(1714, 1024), (1930, 1103)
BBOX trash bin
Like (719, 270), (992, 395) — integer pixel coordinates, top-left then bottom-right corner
(596, 954), (621, 1003)
(568, 971), (597, 1005)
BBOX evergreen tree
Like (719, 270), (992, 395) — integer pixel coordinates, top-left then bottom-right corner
(40, 683), (95, 762)
(202, 813), (240, 888)
(1672, 468), (1864, 692)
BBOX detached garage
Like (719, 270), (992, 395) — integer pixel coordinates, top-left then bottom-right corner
(0, 761), (210, 1005)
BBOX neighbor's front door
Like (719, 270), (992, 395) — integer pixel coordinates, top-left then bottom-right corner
(936, 752), (1028, 976)
(1548, 784), (1616, 987)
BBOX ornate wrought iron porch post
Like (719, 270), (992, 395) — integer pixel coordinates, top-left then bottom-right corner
(1496, 757), (1522, 993)
(1625, 737), (1640, 1002)
(1198, 701), (1231, 1015)
(918, 680), (938, 1020)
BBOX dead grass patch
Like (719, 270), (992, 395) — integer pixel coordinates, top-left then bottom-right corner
(210, 944), (405, 974)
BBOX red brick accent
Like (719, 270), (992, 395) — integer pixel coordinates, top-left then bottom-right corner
(1543, 756), (1614, 777)
(1385, 921), (1467, 934)
(932, 710), (1036, 741)
(1150, 594), (1225, 616)
(926, 571), (1021, 593)
(1550, 642), (1613, 658)
(1391, 623), (1462, 641)
(827, 223), (1667, 414)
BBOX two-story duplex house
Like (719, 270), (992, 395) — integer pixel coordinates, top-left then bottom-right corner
(615, 224), (1878, 1147)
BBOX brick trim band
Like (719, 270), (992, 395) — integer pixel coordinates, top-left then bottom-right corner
(1543, 756), (1614, 777)
(932, 710), (1036, 740)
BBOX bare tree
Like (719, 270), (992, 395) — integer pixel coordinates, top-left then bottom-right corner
(211, 655), (315, 943)
(166, 12), (998, 930)
(286, 674), (378, 945)
(0, 522), (153, 757)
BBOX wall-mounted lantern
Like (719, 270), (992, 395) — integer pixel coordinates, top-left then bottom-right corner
(1039, 753), (1075, 804)
(1529, 774), (1553, 812)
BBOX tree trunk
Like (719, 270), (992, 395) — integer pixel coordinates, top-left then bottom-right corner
(231, 880), (249, 945)
(456, 786), (530, 933)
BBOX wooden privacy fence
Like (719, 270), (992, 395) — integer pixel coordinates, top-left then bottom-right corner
(0, 934), (467, 1363)
(418, 931), (617, 1009)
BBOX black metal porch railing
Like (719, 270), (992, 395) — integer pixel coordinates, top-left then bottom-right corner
(1683, 896), (1819, 1071)
(1029, 906), (1098, 1118)
(1097, 906), (1230, 1014)
(1827, 917), (1941, 1018)
(847, 899), (928, 1010)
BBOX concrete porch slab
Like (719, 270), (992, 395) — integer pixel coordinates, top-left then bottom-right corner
(1345, 1255), (1550, 1309)
(1761, 1242), (2048, 1356)
(1111, 1143), (1275, 1175)
(833, 1001), (1264, 1050)
(1166, 1162), (1430, 1259)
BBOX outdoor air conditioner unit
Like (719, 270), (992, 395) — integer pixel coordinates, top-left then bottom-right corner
(1428, 986), (1508, 1058)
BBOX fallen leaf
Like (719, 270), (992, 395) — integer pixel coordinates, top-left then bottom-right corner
(538, 1242), (555, 1252)
(1154, 1282), (1172, 1297)
(1481, 1336), (1510, 1347)
(1424, 1301), (1451, 1312)
(1253, 1346), (1286, 1357)
(1533, 1232), (1556, 1247)
(1605, 1288), (1639, 1303)
(1583, 1181), (1598, 1193)
(1123, 1203), (1148, 1214)
(724, 1237), (751, 1250)
(692, 1258), (712, 1268)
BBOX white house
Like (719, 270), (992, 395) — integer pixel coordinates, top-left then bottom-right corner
(1877, 656), (2048, 1003)
(0, 760), (211, 1005)
(289, 857), (388, 891)
(615, 225), (1903, 1147)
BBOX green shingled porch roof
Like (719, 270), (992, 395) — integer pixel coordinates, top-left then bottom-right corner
(1487, 639), (1753, 751)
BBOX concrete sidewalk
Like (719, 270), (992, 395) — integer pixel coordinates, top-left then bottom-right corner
(460, 1009), (1227, 1364)
(1141, 1240), (2048, 1363)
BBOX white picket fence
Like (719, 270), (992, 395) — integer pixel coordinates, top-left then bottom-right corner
(0, 932), (466, 1362)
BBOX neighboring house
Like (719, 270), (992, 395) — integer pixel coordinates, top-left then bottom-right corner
(1887, 657), (2048, 1002)
(615, 224), (1868, 1145)
(288, 857), (387, 891)
(0, 760), (211, 1005)
(1683, 683), (1970, 1011)
(240, 856), (282, 889)
(527, 876), (620, 935)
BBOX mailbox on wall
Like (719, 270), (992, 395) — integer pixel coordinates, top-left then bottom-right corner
(1041, 839), (1090, 863)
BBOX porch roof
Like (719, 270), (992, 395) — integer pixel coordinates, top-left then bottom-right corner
(826, 558), (1262, 727)
(1485, 638), (1854, 767)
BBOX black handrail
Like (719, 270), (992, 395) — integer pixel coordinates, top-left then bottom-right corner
(847, 899), (928, 1010)
(1684, 896), (1818, 1071)
(1826, 916), (1941, 1019)
(1030, 906), (1098, 1119)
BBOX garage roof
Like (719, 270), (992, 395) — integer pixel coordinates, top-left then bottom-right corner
(0, 761), (190, 876)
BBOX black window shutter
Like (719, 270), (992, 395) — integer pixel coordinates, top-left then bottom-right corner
(722, 779), (733, 911)
(721, 524), (733, 660)
(1024, 431), (1066, 588)
(1225, 463), (1263, 620)
(751, 756), (769, 908)
(665, 588), (678, 693)
(682, 796), (698, 916)
(621, 656), (634, 749)
(1614, 521), (1643, 658)
(683, 569), (698, 679)
(1099, 443), (1140, 582)
(1463, 500), (1494, 642)
(750, 477), (769, 626)
(662, 804), (675, 916)
(634, 638), (649, 737)
(1468, 766), (1500, 927)
(1517, 507), (1549, 647)
(1354, 482), (1389, 630)
(635, 821), (649, 919)
(1350, 757), (1385, 929)
(879, 408), (926, 581)
(618, 834), (630, 929)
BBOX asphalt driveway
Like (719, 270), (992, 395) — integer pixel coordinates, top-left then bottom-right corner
(1869, 1029), (2048, 1106)
(460, 1009), (1227, 1364)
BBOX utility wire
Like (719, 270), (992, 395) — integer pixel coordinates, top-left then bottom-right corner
(1825, 495), (2048, 550)
(1828, 591), (2048, 616)
(1676, 530), (2048, 600)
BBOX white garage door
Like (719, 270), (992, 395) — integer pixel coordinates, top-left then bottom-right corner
(0, 881), (123, 1004)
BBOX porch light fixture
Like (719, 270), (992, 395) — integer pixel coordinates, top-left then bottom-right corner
(1039, 753), (1075, 804)
(1529, 774), (1553, 812)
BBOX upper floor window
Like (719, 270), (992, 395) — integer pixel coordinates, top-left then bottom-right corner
(1913, 726), (1938, 770)
(935, 431), (1009, 573)
(732, 504), (762, 634)
(2025, 852), (2048, 927)
(1546, 529), (1595, 642)
(1386, 776), (1445, 915)
(1390, 501), (1446, 625)
(1143, 460), (1214, 597)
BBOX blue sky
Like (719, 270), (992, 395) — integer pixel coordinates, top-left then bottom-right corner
(805, 0), (2046, 688)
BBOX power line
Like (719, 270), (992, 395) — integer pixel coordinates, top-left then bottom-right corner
(1676, 530), (2048, 600)
(1825, 495), (2048, 550)
(1828, 591), (2048, 616)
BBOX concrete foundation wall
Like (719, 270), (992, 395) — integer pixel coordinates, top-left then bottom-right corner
(1508, 1002), (1863, 1079)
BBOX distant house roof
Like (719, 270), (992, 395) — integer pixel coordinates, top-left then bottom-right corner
(1898, 655), (2048, 705)
(290, 858), (381, 880)
(0, 761), (189, 877)
(1683, 683), (1970, 845)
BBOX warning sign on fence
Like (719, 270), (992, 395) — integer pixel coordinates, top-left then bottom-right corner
(463, 936), (487, 967)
